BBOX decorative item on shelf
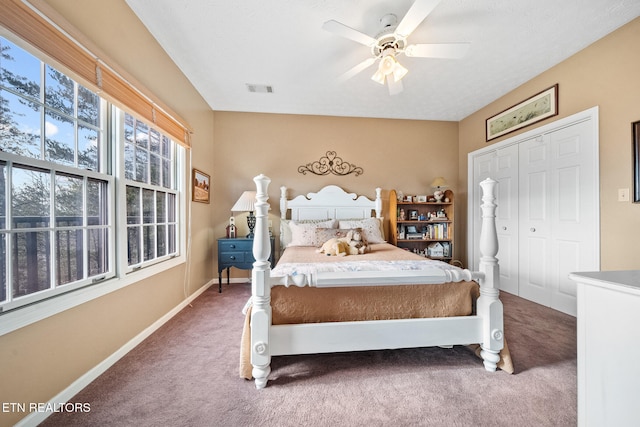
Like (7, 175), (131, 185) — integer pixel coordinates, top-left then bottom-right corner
(431, 177), (448, 202)
(226, 217), (236, 238)
(231, 191), (257, 238)
(408, 209), (418, 220)
(399, 209), (406, 220)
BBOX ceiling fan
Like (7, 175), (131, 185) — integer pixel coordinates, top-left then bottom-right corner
(322, 0), (469, 95)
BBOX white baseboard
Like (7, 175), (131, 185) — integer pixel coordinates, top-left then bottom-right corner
(15, 279), (215, 427)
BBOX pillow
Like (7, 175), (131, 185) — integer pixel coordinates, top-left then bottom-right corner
(314, 228), (360, 247)
(285, 219), (337, 247)
(338, 217), (385, 243)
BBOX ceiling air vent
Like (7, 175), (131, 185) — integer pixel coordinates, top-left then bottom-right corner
(246, 84), (273, 93)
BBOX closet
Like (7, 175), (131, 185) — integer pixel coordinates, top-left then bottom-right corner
(468, 107), (600, 316)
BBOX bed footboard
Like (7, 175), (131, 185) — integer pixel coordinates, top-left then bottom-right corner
(249, 175), (503, 389)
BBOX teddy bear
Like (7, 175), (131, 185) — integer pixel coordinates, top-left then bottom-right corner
(346, 228), (369, 255)
(316, 237), (350, 256)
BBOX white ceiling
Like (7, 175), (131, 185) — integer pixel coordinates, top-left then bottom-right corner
(125, 0), (640, 122)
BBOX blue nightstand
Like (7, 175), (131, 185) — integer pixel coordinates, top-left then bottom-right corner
(217, 237), (274, 292)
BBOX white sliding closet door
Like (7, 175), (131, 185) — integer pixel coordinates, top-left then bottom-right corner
(494, 145), (519, 295)
(471, 146), (519, 294)
(519, 121), (598, 314)
(468, 107), (599, 316)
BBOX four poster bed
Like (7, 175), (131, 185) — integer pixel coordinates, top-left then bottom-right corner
(241, 174), (508, 389)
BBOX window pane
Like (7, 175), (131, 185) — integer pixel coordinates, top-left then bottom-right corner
(167, 193), (176, 222)
(77, 85), (99, 126)
(150, 128), (160, 154)
(143, 225), (155, 261)
(135, 120), (148, 149)
(162, 158), (171, 189)
(157, 224), (166, 257)
(168, 224), (176, 254)
(0, 38), (40, 99)
(150, 153), (161, 186)
(78, 125), (99, 171)
(127, 226), (140, 265)
(0, 89), (42, 158)
(88, 228), (108, 276)
(87, 179), (107, 226)
(142, 189), (154, 224)
(55, 229), (83, 286)
(124, 113), (134, 144)
(13, 231), (50, 297)
(45, 65), (74, 116)
(126, 186), (140, 225)
(156, 191), (166, 223)
(124, 143), (135, 180)
(135, 147), (148, 182)
(12, 166), (50, 229)
(45, 108), (75, 165)
(161, 135), (170, 158)
(55, 173), (83, 226)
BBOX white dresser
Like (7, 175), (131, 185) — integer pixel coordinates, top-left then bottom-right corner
(568, 270), (640, 427)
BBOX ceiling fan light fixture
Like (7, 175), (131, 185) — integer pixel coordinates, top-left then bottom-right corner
(392, 62), (408, 82)
(371, 68), (386, 85)
(379, 54), (397, 75)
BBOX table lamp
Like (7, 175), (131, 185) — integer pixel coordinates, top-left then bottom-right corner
(231, 191), (256, 238)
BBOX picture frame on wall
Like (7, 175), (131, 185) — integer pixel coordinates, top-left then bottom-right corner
(633, 120), (640, 203)
(486, 84), (559, 141)
(192, 168), (210, 203)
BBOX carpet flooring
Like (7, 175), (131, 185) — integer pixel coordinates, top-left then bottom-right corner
(41, 282), (577, 427)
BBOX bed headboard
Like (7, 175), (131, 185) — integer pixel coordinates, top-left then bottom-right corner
(280, 185), (382, 221)
(277, 185), (383, 255)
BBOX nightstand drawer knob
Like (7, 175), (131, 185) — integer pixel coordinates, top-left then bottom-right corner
(230, 256), (236, 260)
(230, 244), (236, 249)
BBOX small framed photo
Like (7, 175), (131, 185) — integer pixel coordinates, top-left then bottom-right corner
(408, 209), (419, 220)
(404, 195), (413, 202)
(192, 168), (210, 203)
(416, 195), (427, 203)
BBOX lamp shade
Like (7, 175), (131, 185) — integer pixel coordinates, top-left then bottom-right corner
(231, 191), (256, 212)
(431, 177), (448, 189)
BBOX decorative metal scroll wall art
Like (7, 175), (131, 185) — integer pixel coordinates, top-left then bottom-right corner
(298, 151), (364, 177)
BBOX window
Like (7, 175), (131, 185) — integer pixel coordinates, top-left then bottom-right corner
(0, 35), (185, 314)
(121, 112), (179, 269)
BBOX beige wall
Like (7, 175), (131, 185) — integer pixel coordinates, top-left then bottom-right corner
(212, 112), (460, 272)
(0, 1), (215, 425)
(2, 2), (639, 425)
(458, 17), (640, 270)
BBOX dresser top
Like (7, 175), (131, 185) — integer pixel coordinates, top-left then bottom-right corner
(569, 270), (640, 293)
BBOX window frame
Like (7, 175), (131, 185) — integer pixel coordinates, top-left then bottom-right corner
(0, 31), (188, 336)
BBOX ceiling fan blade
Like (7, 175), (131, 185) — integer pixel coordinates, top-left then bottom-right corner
(322, 20), (377, 47)
(339, 57), (377, 82)
(405, 43), (470, 58)
(387, 77), (403, 96)
(395, 0), (441, 38)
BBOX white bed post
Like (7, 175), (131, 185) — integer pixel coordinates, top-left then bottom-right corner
(374, 188), (382, 218)
(251, 174), (272, 389)
(476, 178), (504, 371)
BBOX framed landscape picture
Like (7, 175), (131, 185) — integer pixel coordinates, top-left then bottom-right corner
(486, 84), (558, 141)
(192, 168), (210, 203)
